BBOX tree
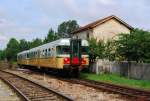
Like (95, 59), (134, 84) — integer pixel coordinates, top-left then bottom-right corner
(0, 50), (6, 60)
(97, 40), (105, 58)
(115, 28), (150, 62)
(5, 38), (19, 61)
(43, 28), (58, 43)
(104, 40), (116, 61)
(30, 38), (43, 48)
(88, 38), (105, 59)
(57, 20), (79, 37)
(19, 39), (30, 51)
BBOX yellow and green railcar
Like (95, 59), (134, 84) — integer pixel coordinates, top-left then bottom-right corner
(17, 38), (89, 76)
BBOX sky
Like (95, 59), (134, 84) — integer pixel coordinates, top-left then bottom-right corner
(0, 0), (150, 49)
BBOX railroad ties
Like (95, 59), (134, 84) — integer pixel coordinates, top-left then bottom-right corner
(64, 78), (150, 101)
(0, 71), (73, 101)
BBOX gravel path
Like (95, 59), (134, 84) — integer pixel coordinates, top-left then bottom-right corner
(6, 69), (130, 101)
(0, 79), (21, 101)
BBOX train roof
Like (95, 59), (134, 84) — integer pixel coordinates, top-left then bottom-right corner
(18, 38), (88, 55)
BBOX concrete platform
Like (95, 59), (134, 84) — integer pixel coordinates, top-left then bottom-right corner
(0, 79), (21, 101)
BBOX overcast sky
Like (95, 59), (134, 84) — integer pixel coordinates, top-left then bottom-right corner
(0, 0), (150, 49)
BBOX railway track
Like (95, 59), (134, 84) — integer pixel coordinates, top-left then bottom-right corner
(33, 69), (150, 100)
(3, 69), (150, 101)
(0, 70), (73, 101)
(60, 78), (150, 101)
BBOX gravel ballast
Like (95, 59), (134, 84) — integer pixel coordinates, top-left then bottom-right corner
(6, 69), (130, 101)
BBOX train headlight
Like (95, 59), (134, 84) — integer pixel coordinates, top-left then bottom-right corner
(81, 58), (86, 64)
(64, 57), (70, 64)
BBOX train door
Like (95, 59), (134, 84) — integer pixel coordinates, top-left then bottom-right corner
(70, 39), (81, 65)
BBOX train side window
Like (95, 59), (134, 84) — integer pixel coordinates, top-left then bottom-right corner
(35, 52), (36, 57)
(40, 51), (42, 58)
(27, 53), (29, 58)
(48, 48), (51, 57)
(45, 49), (47, 57)
(32, 52), (33, 58)
(51, 48), (55, 56)
(43, 50), (45, 57)
(35, 51), (37, 57)
(34, 52), (35, 58)
(29, 52), (31, 58)
(32, 52), (34, 58)
(31, 52), (32, 58)
(30, 52), (31, 58)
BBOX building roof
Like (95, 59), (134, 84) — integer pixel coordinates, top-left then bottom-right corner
(72, 15), (134, 34)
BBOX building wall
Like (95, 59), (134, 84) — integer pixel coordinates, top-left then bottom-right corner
(93, 19), (130, 41)
(72, 18), (131, 41)
(72, 29), (93, 39)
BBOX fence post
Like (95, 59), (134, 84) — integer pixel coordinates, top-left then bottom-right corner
(96, 58), (99, 75)
(127, 61), (131, 78)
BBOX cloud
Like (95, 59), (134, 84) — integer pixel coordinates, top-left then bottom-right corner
(0, 34), (8, 49)
(96, 0), (114, 5)
(39, 15), (51, 27)
(0, 7), (5, 17)
(0, 18), (15, 28)
(0, 34), (8, 41)
(0, 0), (150, 49)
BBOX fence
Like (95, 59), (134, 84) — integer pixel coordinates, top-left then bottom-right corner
(89, 59), (150, 80)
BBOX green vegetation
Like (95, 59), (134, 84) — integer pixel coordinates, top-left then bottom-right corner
(88, 28), (150, 63)
(58, 20), (79, 37)
(43, 28), (58, 44)
(0, 20), (79, 61)
(115, 28), (150, 62)
(80, 72), (150, 90)
(88, 38), (116, 61)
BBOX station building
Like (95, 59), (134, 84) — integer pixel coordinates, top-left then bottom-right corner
(71, 15), (133, 41)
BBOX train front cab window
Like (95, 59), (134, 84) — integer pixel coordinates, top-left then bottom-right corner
(56, 46), (70, 55)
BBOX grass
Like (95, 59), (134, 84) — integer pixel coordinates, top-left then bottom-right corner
(80, 72), (150, 90)
(10, 61), (17, 65)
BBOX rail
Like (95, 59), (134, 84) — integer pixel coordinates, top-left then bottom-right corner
(0, 70), (74, 101)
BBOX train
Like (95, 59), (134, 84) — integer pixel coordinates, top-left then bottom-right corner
(17, 38), (89, 76)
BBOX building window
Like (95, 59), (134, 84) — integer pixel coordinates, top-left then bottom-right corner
(76, 35), (78, 39)
(87, 33), (89, 38)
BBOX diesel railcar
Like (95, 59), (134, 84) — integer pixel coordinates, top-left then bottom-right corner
(17, 38), (89, 76)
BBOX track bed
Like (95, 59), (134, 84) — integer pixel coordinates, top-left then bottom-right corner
(0, 70), (73, 101)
